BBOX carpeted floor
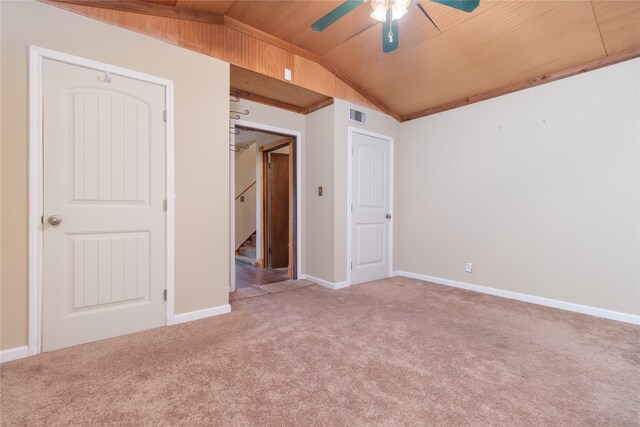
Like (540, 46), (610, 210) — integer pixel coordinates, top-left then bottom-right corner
(1, 277), (639, 426)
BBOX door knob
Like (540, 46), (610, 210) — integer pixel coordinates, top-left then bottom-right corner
(385, 213), (392, 219)
(48, 215), (62, 226)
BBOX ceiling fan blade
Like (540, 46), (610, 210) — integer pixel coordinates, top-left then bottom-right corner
(416, 2), (441, 32)
(430, 0), (480, 13)
(311, 0), (366, 32)
(382, 8), (399, 53)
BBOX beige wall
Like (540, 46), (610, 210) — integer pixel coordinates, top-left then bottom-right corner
(1, 1), (230, 350)
(234, 142), (257, 199)
(234, 142), (257, 250)
(395, 59), (640, 315)
(234, 185), (257, 251)
(301, 100), (401, 283)
(333, 100), (401, 283)
(304, 105), (336, 281)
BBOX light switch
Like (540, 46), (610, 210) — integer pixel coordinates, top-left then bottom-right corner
(284, 68), (292, 81)
(318, 186), (323, 196)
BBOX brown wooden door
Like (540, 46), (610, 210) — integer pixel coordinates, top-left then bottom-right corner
(267, 153), (290, 268)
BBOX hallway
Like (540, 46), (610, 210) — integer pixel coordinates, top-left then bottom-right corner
(234, 260), (290, 290)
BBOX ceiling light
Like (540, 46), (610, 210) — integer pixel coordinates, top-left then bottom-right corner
(370, 0), (388, 22)
(392, 0), (411, 19)
(370, 0), (411, 22)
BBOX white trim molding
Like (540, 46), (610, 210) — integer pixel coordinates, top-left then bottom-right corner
(301, 274), (350, 290)
(393, 271), (640, 325)
(164, 75), (176, 326)
(173, 305), (231, 325)
(29, 46), (176, 355)
(0, 346), (29, 364)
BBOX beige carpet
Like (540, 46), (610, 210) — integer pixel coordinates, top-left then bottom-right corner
(1, 277), (638, 426)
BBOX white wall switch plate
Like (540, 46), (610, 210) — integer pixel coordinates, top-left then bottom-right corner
(465, 262), (473, 273)
(284, 68), (292, 81)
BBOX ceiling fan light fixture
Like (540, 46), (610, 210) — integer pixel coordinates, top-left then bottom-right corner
(371, 0), (411, 22)
(392, 0), (411, 19)
(311, 0), (481, 53)
(370, 0), (388, 22)
(371, 8), (388, 22)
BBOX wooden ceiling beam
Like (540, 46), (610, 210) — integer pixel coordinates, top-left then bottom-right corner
(52, 0), (225, 25)
(230, 89), (307, 115)
(231, 90), (335, 116)
(304, 98), (335, 115)
(335, 74), (402, 122)
(401, 47), (640, 122)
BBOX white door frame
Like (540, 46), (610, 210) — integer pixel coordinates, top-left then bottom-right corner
(28, 46), (176, 356)
(347, 126), (394, 286)
(229, 120), (303, 291)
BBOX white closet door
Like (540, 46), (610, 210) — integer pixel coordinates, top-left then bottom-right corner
(42, 59), (166, 351)
(351, 131), (391, 284)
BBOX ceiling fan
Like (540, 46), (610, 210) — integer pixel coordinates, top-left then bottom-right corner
(311, 0), (480, 53)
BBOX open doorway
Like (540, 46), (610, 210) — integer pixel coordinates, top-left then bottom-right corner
(231, 125), (298, 291)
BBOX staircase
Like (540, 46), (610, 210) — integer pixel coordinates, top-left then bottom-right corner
(236, 232), (258, 266)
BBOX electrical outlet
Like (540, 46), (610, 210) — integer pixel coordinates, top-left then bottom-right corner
(318, 186), (323, 196)
(284, 68), (292, 81)
(465, 262), (473, 273)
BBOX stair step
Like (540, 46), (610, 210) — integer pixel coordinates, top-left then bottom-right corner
(239, 245), (256, 259)
(235, 255), (258, 267)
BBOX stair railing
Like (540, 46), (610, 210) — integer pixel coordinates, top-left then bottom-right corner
(236, 181), (256, 201)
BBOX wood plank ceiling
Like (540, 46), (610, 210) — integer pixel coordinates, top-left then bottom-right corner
(51, 0), (640, 120)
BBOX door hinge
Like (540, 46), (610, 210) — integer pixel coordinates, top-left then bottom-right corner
(163, 110), (167, 122)
(163, 289), (167, 302)
(163, 199), (167, 212)
(351, 262), (353, 270)
(352, 146), (354, 155)
(351, 204), (353, 212)
(41, 215), (44, 225)
(268, 247), (271, 255)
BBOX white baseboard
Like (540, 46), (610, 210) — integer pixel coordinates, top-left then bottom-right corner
(301, 274), (350, 290)
(173, 304), (231, 325)
(392, 271), (640, 326)
(0, 346), (29, 363)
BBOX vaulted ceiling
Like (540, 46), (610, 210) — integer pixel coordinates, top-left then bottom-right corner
(50, 0), (640, 120)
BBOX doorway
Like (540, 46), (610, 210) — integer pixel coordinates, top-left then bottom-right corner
(230, 123), (300, 292)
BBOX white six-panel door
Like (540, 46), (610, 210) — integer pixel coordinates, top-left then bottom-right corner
(42, 59), (166, 351)
(350, 131), (392, 285)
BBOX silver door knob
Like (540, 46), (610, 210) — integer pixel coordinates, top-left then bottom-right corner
(48, 215), (62, 226)
(385, 213), (392, 219)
